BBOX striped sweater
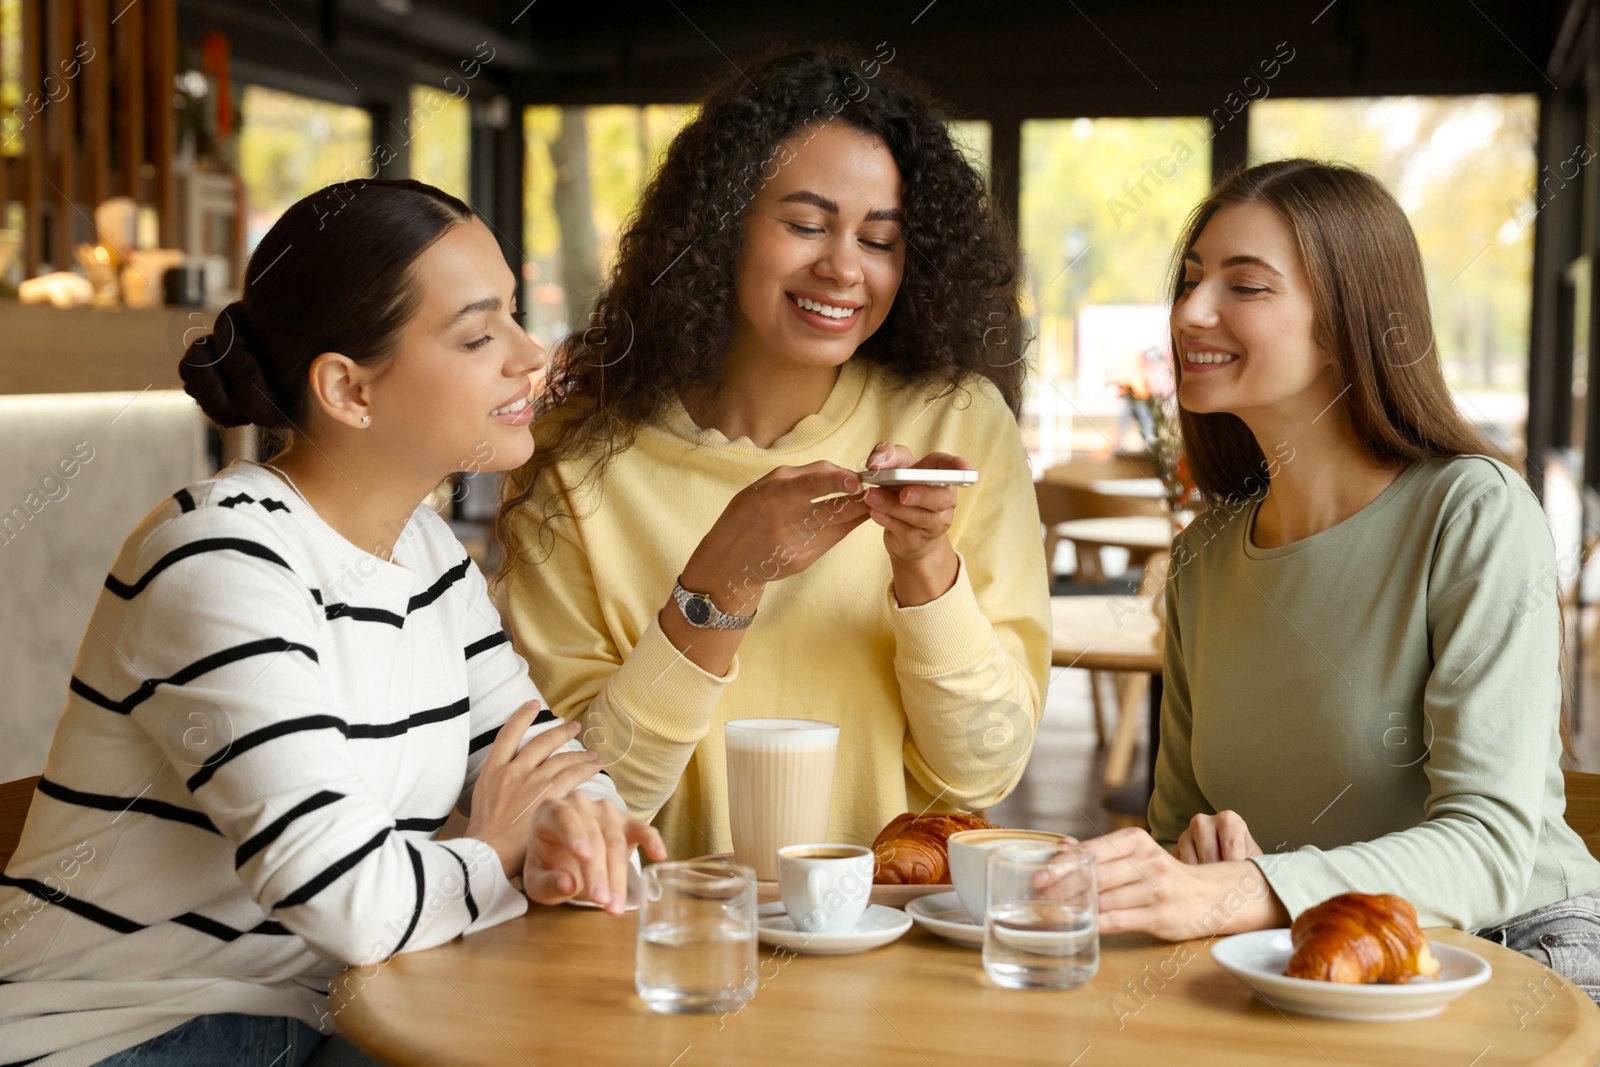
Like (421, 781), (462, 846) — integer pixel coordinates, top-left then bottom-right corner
(0, 462), (619, 1067)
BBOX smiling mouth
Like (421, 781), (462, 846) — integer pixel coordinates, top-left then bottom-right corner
(787, 293), (861, 321)
(1185, 349), (1239, 365)
(490, 394), (531, 416)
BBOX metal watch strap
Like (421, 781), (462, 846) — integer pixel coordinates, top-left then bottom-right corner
(671, 578), (756, 630)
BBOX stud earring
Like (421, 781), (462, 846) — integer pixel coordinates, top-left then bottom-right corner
(361, 415), (370, 425)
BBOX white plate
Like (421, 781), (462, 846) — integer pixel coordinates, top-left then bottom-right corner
(756, 902), (912, 955)
(904, 891), (984, 948)
(1210, 929), (1492, 1021)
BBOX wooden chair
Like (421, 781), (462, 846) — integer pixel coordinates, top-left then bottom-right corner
(0, 776), (39, 872)
(1038, 454), (1165, 749)
(1038, 484), (1166, 585)
(1564, 770), (1600, 861)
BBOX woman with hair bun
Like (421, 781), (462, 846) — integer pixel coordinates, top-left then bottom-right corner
(0, 179), (663, 1066)
(498, 44), (1051, 860)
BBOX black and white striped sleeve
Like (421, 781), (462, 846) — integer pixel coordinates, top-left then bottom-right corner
(113, 511), (527, 965)
(455, 556), (626, 817)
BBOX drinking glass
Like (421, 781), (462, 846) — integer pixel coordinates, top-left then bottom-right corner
(983, 844), (1098, 990)
(636, 858), (758, 1014)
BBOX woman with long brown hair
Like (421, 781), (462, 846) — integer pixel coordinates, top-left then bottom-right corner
(1067, 158), (1600, 997)
(495, 44), (1050, 861)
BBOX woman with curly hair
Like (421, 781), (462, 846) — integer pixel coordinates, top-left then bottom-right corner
(497, 44), (1051, 860)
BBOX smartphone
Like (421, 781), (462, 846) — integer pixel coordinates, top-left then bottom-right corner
(857, 468), (980, 488)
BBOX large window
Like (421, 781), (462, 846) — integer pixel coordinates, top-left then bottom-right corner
(0, 0), (18, 160)
(522, 105), (695, 345)
(1020, 117), (1212, 466)
(238, 86), (372, 251)
(406, 84), (471, 205)
(1250, 94), (1538, 456)
(948, 119), (991, 185)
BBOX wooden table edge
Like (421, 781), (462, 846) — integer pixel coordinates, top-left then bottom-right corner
(329, 922), (1600, 1067)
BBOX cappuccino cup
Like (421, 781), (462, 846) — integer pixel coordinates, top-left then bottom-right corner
(724, 718), (839, 881)
(777, 843), (873, 934)
(948, 828), (1071, 921)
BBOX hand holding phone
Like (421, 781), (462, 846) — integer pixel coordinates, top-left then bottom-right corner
(860, 443), (969, 604)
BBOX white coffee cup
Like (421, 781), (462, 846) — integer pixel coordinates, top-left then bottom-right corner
(724, 718), (839, 882)
(948, 828), (1071, 921)
(777, 843), (873, 934)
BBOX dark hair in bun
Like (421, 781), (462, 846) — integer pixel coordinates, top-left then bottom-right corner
(179, 178), (472, 432)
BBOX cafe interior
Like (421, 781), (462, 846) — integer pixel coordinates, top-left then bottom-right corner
(4, 0), (1600, 1062)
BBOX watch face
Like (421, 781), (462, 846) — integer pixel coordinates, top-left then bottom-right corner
(685, 596), (713, 626)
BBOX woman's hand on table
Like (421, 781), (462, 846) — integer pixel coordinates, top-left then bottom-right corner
(1041, 827), (1288, 941)
(523, 792), (667, 916)
(1176, 810), (1264, 865)
(466, 703), (604, 880)
(863, 443), (968, 606)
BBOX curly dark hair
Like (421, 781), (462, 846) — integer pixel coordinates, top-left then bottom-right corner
(496, 41), (1026, 562)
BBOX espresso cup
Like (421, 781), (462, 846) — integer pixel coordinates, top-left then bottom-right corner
(724, 718), (839, 882)
(947, 828), (1071, 922)
(777, 843), (873, 934)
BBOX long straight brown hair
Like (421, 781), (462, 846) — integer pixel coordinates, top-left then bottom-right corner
(1171, 158), (1572, 752)
(1170, 158), (1509, 504)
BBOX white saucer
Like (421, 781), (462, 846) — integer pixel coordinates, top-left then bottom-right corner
(1211, 929), (1492, 1021)
(756, 902), (912, 955)
(904, 891), (984, 948)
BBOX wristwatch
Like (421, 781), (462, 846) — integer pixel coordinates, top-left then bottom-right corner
(672, 577), (757, 630)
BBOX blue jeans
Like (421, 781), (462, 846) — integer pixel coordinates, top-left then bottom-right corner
(1475, 886), (1600, 1005)
(89, 1012), (383, 1066)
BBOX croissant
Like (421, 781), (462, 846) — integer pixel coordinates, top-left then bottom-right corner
(1284, 892), (1442, 984)
(871, 812), (998, 885)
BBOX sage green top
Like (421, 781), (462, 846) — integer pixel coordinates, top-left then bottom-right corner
(1148, 455), (1600, 929)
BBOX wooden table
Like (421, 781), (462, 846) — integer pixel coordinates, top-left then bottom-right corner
(333, 906), (1600, 1066)
(1051, 595), (1162, 674)
(1054, 516), (1174, 564)
(1086, 476), (1168, 499)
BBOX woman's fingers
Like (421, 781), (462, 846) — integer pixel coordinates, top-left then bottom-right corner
(486, 701), (545, 769)
(867, 506), (919, 538)
(1214, 811), (1260, 861)
(523, 858), (580, 906)
(1078, 830), (1168, 891)
(788, 462), (862, 500)
(895, 485), (957, 511)
(913, 451), (974, 471)
(1096, 904), (1163, 937)
(1099, 881), (1161, 915)
(534, 755), (605, 803)
(548, 794), (611, 907)
(1175, 832), (1199, 866)
(602, 811), (632, 916)
(578, 813), (612, 907)
(510, 718), (584, 768)
(866, 442), (915, 471)
(823, 497), (873, 525)
(865, 488), (951, 527)
(629, 821), (668, 862)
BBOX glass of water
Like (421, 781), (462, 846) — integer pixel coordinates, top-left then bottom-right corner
(983, 844), (1098, 990)
(636, 858), (758, 1014)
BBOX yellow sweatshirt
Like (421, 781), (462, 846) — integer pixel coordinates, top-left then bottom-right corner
(502, 359), (1051, 860)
